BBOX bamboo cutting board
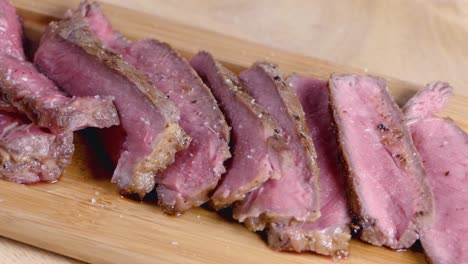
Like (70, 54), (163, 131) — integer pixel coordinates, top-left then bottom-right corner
(2, 1), (467, 263)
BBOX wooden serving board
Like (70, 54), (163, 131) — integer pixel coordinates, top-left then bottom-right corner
(2, 1), (467, 263)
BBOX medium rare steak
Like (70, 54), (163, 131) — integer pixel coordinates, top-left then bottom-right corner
(0, 0), (119, 134)
(266, 75), (351, 257)
(34, 16), (189, 197)
(233, 63), (320, 231)
(0, 55), (120, 133)
(190, 51), (289, 210)
(0, 0), (25, 60)
(75, 3), (231, 213)
(328, 74), (434, 249)
(125, 40), (230, 213)
(0, 111), (73, 184)
(403, 82), (468, 264)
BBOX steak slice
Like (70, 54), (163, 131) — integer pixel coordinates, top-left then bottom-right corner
(403, 82), (468, 264)
(126, 40), (230, 213)
(0, 0), (25, 60)
(266, 75), (351, 257)
(233, 63), (320, 231)
(0, 111), (73, 184)
(0, 54), (120, 134)
(34, 16), (189, 197)
(328, 74), (434, 249)
(75, 3), (231, 213)
(0, 0), (119, 134)
(190, 51), (289, 210)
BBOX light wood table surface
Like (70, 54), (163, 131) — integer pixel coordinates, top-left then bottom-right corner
(2, 0), (467, 263)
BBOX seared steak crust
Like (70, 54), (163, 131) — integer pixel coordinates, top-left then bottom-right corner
(267, 222), (351, 259)
(0, 111), (73, 184)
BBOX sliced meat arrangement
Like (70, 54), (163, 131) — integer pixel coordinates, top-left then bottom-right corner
(233, 63), (320, 231)
(403, 82), (468, 264)
(0, 111), (73, 184)
(266, 75), (351, 257)
(190, 51), (289, 210)
(5, 1), (467, 261)
(74, 3), (231, 213)
(0, 0), (119, 134)
(328, 74), (434, 249)
(123, 41), (230, 213)
(34, 14), (189, 197)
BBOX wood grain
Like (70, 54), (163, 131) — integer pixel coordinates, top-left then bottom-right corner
(0, 237), (80, 264)
(0, 0), (466, 263)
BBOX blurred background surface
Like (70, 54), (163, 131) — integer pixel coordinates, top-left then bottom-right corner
(100, 0), (468, 95)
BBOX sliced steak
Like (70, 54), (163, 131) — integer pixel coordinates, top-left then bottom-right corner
(233, 63), (320, 231)
(328, 74), (434, 249)
(117, 41), (230, 213)
(190, 51), (289, 210)
(0, 111), (73, 184)
(0, 0), (25, 60)
(266, 75), (351, 257)
(403, 82), (468, 264)
(74, 3), (230, 213)
(0, 54), (120, 133)
(0, 0), (119, 134)
(34, 16), (189, 197)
